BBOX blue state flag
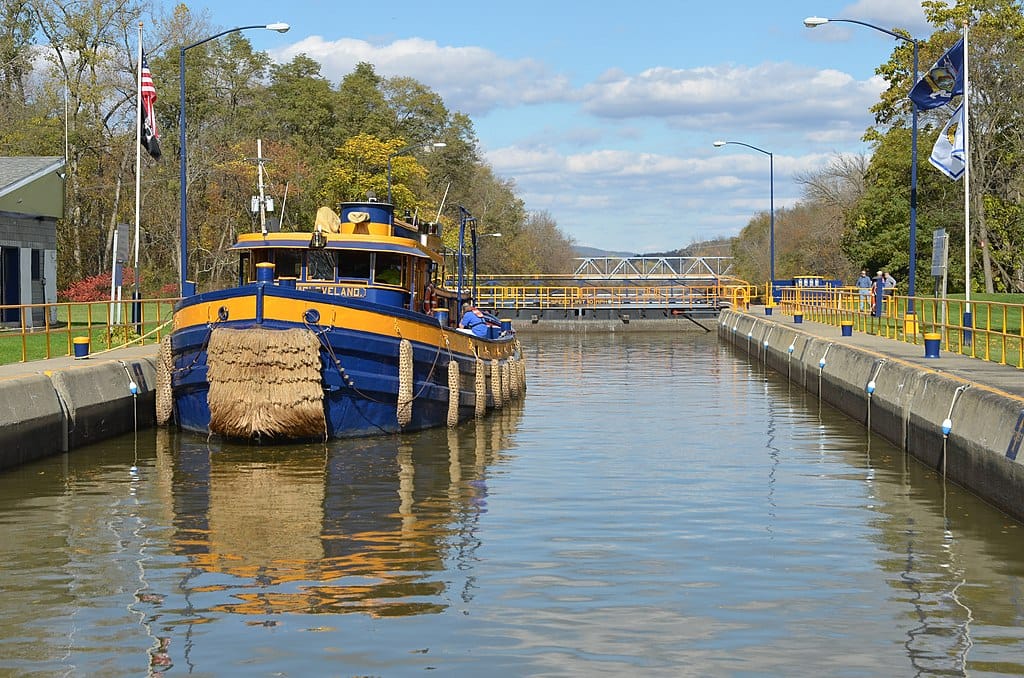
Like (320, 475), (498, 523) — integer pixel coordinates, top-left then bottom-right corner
(909, 38), (964, 110)
(929, 104), (965, 181)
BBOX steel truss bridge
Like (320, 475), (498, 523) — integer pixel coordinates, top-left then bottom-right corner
(449, 257), (752, 322)
(572, 256), (734, 279)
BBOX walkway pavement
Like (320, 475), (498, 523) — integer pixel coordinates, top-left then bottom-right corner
(0, 344), (158, 381)
(741, 306), (1024, 401)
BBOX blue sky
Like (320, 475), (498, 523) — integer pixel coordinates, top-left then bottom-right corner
(196, 0), (937, 254)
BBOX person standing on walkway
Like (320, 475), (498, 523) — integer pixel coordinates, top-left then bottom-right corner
(872, 271), (886, 317)
(883, 271), (896, 291)
(856, 269), (872, 312)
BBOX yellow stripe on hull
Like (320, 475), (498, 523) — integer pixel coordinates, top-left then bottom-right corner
(175, 294), (514, 361)
(174, 297), (257, 330)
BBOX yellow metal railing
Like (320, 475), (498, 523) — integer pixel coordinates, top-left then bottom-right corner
(0, 298), (177, 364)
(772, 285), (1024, 369)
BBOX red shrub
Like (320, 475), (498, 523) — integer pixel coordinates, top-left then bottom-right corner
(60, 269), (136, 302)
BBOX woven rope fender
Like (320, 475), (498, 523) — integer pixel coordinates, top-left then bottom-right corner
(155, 335), (174, 425)
(474, 357), (487, 418)
(447, 359), (460, 427)
(206, 327), (326, 439)
(490, 358), (503, 408)
(501, 359), (511, 402)
(397, 338), (413, 427)
(506, 354), (517, 399)
(515, 340), (527, 394)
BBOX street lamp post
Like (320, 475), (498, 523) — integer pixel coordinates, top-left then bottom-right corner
(456, 206), (474, 307)
(178, 22), (289, 294)
(713, 140), (775, 283)
(387, 141), (446, 206)
(472, 231), (501, 300)
(804, 16), (919, 314)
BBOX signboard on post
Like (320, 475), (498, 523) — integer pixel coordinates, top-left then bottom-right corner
(932, 228), (949, 324)
(110, 223), (130, 323)
(931, 229), (948, 277)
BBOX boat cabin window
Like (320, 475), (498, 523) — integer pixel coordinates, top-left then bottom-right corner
(238, 252), (250, 285)
(307, 250), (336, 281)
(274, 249), (302, 279)
(246, 249), (301, 281)
(338, 250), (371, 281)
(374, 253), (404, 286)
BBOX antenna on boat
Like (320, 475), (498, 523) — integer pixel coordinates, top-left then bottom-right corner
(248, 139), (275, 236)
(435, 181), (451, 223)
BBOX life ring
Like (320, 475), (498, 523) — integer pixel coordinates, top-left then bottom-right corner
(422, 285), (436, 313)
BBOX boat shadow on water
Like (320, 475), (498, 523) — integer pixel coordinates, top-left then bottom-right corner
(156, 400), (524, 620)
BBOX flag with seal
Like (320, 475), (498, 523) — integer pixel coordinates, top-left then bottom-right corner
(909, 38), (964, 110)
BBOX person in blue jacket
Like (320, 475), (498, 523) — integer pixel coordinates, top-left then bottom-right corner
(459, 301), (499, 337)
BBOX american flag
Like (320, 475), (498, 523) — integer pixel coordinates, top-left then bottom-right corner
(140, 55), (161, 160)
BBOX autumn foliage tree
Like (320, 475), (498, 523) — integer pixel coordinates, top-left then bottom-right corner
(6, 8), (575, 294)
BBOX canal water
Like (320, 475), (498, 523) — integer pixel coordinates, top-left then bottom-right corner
(1, 331), (1023, 676)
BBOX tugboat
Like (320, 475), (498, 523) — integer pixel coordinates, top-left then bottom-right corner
(157, 200), (524, 441)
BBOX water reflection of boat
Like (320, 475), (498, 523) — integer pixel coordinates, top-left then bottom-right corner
(158, 404), (521, 618)
(158, 200), (525, 441)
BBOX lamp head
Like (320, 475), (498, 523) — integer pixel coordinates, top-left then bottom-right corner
(309, 228), (327, 249)
(266, 22), (290, 32)
(803, 17), (829, 27)
(428, 142), (447, 150)
(713, 141), (727, 147)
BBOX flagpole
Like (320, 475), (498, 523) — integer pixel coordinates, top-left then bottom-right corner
(961, 21), (972, 343)
(133, 22), (143, 321)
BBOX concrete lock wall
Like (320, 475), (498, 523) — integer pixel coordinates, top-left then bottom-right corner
(48, 358), (157, 452)
(0, 374), (66, 469)
(719, 309), (1024, 524)
(0, 357), (157, 470)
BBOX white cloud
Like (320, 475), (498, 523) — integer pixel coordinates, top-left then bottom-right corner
(579, 63), (884, 131)
(266, 32), (883, 252)
(271, 36), (572, 115)
(841, 0), (939, 33)
(483, 144), (844, 252)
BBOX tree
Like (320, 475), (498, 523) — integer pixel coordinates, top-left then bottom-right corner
(0, 1), (36, 116)
(866, 0), (1024, 293)
(265, 54), (337, 161)
(334, 62), (392, 140)
(29, 0), (152, 288)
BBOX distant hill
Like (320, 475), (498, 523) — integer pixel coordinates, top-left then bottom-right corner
(574, 245), (638, 258)
(642, 237), (733, 258)
(575, 238), (732, 259)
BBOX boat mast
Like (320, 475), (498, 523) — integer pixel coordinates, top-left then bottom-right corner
(256, 139), (268, 236)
